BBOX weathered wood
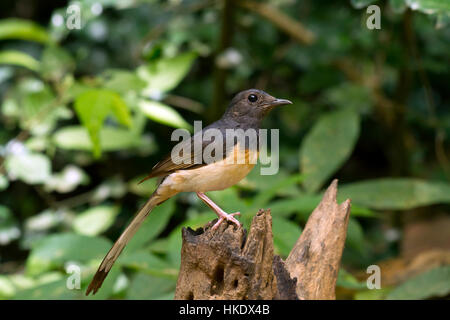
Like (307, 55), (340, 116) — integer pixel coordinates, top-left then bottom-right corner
(175, 179), (351, 300)
(285, 179), (351, 299)
(175, 209), (292, 299)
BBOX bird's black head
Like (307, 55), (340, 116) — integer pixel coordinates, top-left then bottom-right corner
(222, 89), (292, 127)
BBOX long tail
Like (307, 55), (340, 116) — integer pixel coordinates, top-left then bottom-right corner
(86, 195), (158, 295)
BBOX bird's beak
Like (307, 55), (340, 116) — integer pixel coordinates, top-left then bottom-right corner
(270, 98), (293, 107)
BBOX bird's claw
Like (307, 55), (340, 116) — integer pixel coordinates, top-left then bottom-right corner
(212, 212), (241, 230)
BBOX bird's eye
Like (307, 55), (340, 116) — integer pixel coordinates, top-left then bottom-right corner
(248, 94), (258, 103)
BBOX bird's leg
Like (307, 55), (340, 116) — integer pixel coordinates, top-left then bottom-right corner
(196, 192), (241, 230)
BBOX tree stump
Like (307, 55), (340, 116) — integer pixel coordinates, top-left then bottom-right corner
(175, 179), (351, 300)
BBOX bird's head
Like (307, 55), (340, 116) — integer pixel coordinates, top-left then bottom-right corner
(223, 89), (292, 124)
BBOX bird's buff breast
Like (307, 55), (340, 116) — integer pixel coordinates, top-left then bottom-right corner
(161, 145), (257, 193)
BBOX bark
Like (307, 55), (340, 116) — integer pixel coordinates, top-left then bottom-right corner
(285, 179), (351, 299)
(175, 179), (351, 300)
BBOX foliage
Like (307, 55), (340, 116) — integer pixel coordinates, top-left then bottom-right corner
(0, 0), (449, 300)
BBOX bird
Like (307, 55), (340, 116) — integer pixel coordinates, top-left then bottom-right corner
(85, 89), (292, 295)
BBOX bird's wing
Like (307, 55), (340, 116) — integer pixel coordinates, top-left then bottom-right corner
(139, 128), (230, 184)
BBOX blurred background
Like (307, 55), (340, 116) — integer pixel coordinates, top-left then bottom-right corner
(0, 0), (449, 300)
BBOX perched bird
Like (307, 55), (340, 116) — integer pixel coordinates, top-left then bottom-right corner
(86, 89), (292, 295)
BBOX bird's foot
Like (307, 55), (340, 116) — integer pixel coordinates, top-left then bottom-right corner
(211, 211), (241, 230)
(196, 192), (242, 231)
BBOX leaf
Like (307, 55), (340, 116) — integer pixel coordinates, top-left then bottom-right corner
(73, 206), (120, 236)
(0, 276), (16, 299)
(128, 175), (158, 197)
(26, 233), (112, 276)
(387, 266), (450, 299)
(44, 165), (89, 193)
(0, 50), (40, 71)
(139, 100), (192, 130)
(354, 288), (390, 300)
(249, 174), (303, 211)
(338, 178), (450, 210)
(300, 109), (360, 193)
(269, 196), (322, 218)
(74, 89), (132, 157)
(102, 69), (146, 94)
(268, 194), (378, 220)
(39, 46), (75, 81)
(346, 217), (366, 254)
(323, 83), (373, 114)
(0, 174), (8, 191)
(0, 205), (20, 245)
(272, 217), (302, 257)
(13, 278), (79, 300)
(242, 165), (300, 197)
(138, 51), (197, 95)
(9, 78), (64, 135)
(390, 0), (407, 13)
(5, 152), (51, 184)
(336, 268), (367, 290)
(123, 198), (176, 253)
(53, 125), (141, 152)
(118, 251), (177, 278)
(126, 273), (176, 300)
(0, 19), (50, 43)
(405, 0), (450, 14)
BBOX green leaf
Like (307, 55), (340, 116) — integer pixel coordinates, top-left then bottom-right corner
(268, 195), (378, 220)
(13, 278), (79, 300)
(390, 0), (407, 13)
(126, 273), (176, 300)
(138, 51), (197, 94)
(405, 0), (450, 14)
(53, 125), (142, 152)
(336, 268), (367, 290)
(268, 196), (322, 218)
(39, 46), (75, 81)
(0, 205), (19, 245)
(139, 100), (192, 130)
(0, 174), (9, 191)
(249, 174), (303, 211)
(354, 288), (390, 300)
(0, 19), (50, 43)
(7, 78), (66, 135)
(44, 165), (89, 193)
(346, 217), (365, 254)
(26, 233), (112, 276)
(73, 206), (120, 236)
(102, 69), (146, 94)
(0, 276), (16, 299)
(123, 198), (176, 253)
(272, 217), (302, 257)
(74, 89), (132, 157)
(118, 251), (177, 278)
(323, 83), (372, 114)
(338, 178), (450, 210)
(0, 50), (40, 71)
(387, 266), (450, 299)
(5, 152), (51, 184)
(243, 165), (300, 197)
(128, 175), (158, 197)
(300, 110), (360, 193)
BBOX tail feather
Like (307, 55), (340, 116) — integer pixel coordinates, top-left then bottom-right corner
(86, 196), (157, 295)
